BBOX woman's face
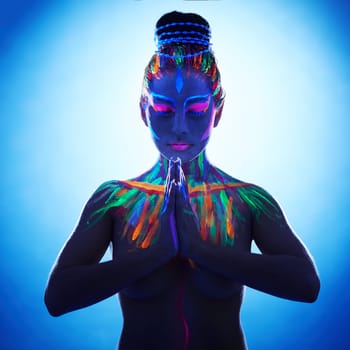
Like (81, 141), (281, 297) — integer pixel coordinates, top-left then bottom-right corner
(142, 68), (220, 163)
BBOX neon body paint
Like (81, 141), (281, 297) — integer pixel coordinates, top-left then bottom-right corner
(176, 68), (184, 93)
(87, 154), (280, 249)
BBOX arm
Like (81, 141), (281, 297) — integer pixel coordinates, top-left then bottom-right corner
(176, 179), (320, 302)
(44, 181), (177, 316)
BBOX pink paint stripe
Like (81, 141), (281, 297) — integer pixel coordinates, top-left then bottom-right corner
(176, 271), (189, 350)
(182, 316), (189, 350)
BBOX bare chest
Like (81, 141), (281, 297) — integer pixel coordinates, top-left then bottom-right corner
(110, 182), (252, 249)
(110, 182), (252, 299)
(114, 222), (251, 300)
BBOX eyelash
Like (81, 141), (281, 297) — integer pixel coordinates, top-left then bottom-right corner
(186, 109), (206, 116)
(154, 110), (174, 117)
(151, 105), (208, 117)
(151, 106), (174, 116)
(186, 102), (209, 116)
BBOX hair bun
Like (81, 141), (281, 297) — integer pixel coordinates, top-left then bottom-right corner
(154, 11), (211, 50)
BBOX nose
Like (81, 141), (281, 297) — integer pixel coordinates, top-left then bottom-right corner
(171, 110), (189, 136)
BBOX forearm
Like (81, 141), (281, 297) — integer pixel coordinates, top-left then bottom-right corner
(190, 246), (320, 302)
(45, 250), (173, 316)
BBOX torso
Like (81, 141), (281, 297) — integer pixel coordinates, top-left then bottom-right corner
(105, 165), (252, 350)
(117, 255), (248, 350)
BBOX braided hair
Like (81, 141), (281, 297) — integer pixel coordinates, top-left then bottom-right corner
(141, 11), (225, 110)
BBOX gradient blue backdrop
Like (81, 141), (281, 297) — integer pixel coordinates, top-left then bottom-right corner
(1, 0), (349, 349)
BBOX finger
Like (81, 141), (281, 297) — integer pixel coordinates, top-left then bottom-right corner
(162, 178), (176, 216)
(175, 181), (191, 212)
(175, 170), (189, 204)
(175, 187), (200, 231)
(169, 157), (178, 181)
(164, 158), (177, 199)
(173, 157), (182, 185)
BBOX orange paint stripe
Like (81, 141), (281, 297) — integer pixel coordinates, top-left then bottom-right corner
(120, 181), (251, 197)
(117, 188), (128, 196)
(141, 220), (159, 248)
(227, 218), (234, 238)
(131, 197), (149, 241)
(120, 181), (164, 194)
(148, 196), (163, 224)
(226, 196), (234, 238)
(189, 182), (252, 196)
(188, 258), (196, 269)
(141, 197), (163, 248)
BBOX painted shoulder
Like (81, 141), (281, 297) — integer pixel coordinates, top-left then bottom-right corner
(213, 167), (282, 220)
(85, 180), (127, 226)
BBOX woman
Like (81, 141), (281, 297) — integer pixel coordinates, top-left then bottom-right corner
(45, 11), (320, 350)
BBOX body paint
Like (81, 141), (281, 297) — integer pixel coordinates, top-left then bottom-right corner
(200, 103), (215, 141)
(176, 269), (189, 350)
(87, 158), (281, 249)
(176, 68), (184, 93)
(184, 94), (210, 108)
(184, 94), (213, 142)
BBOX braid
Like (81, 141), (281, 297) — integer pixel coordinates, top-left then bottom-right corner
(141, 11), (225, 109)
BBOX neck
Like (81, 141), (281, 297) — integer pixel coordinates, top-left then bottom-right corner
(145, 151), (212, 183)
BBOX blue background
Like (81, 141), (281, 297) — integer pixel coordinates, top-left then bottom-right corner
(1, 0), (349, 349)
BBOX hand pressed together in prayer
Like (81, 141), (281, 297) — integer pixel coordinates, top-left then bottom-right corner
(163, 157), (202, 260)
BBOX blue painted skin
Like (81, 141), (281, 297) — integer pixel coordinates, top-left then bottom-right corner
(143, 69), (217, 164)
(45, 68), (320, 350)
(176, 67), (184, 93)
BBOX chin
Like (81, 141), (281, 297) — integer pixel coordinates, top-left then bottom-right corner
(161, 150), (201, 164)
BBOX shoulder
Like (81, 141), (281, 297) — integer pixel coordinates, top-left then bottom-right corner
(83, 180), (124, 227)
(86, 180), (122, 207)
(235, 183), (284, 223)
(211, 166), (243, 184)
(213, 167), (282, 221)
(84, 179), (154, 226)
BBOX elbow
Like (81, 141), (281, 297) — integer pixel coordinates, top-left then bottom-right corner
(44, 279), (70, 317)
(44, 289), (65, 317)
(44, 267), (74, 317)
(301, 271), (320, 303)
(45, 304), (63, 317)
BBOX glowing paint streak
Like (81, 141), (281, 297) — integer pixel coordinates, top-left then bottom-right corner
(176, 268), (189, 350)
(170, 213), (178, 251)
(184, 94), (210, 107)
(227, 196), (234, 238)
(142, 43), (224, 110)
(198, 152), (204, 178)
(149, 125), (160, 141)
(200, 104), (215, 141)
(149, 92), (176, 106)
(176, 68), (184, 93)
(87, 162), (280, 248)
(132, 196), (149, 240)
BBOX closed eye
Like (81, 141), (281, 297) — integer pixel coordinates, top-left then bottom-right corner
(152, 103), (175, 116)
(186, 101), (209, 115)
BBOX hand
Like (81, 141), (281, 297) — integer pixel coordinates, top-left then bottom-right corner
(158, 158), (180, 255)
(170, 158), (201, 259)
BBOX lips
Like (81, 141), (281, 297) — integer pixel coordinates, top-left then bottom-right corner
(169, 143), (191, 151)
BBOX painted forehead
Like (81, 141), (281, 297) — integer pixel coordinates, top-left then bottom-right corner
(149, 68), (211, 97)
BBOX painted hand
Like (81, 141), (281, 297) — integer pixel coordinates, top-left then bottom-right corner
(159, 158), (180, 255)
(170, 158), (201, 259)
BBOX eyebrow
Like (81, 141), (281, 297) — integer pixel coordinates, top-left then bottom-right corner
(184, 94), (211, 106)
(149, 92), (211, 107)
(149, 92), (176, 106)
